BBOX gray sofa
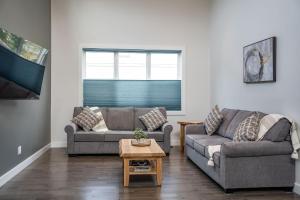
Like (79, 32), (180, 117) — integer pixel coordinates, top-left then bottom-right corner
(65, 107), (173, 155)
(185, 108), (295, 191)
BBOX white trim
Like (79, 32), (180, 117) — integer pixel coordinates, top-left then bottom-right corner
(78, 44), (186, 116)
(146, 52), (151, 80)
(0, 143), (50, 188)
(114, 52), (119, 79)
(294, 182), (300, 194)
(171, 139), (180, 146)
(51, 141), (67, 148)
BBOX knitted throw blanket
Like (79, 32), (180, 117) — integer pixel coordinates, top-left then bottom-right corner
(256, 114), (300, 159)
(207, 114), (300, 167)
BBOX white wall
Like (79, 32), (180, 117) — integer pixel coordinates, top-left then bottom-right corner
(210, 0), (300, 193)
(51, 0), (211, 146)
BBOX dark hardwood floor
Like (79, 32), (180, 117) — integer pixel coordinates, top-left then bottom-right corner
(0, 147), (299, 200)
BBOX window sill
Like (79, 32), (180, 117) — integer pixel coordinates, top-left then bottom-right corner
(167, 111), (186, 116)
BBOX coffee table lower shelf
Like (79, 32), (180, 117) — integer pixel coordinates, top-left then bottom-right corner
(123, 157), (163, 187)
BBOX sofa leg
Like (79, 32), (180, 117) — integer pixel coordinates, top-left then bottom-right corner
(68, 154), (77, 157)
(224, 189), (233, 193)
(283, 187), (294, 192)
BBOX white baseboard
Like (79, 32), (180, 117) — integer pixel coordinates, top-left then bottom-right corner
(51, 141), (67, 148)
(171, 140), (180, 146)
(294, 182), (300, 194)
(0, 143), (50, 188)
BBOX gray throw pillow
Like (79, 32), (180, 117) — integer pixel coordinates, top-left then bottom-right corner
(233, 112), (261, 142)
(262, 118), (291, 142)
(204, 105), (223, 135)
(72, 107), (102, 131)
(139, 107), (167, 131)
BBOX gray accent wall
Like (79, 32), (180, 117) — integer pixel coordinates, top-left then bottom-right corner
(210, 0), (300, 193)
(0, 0), (51, 177)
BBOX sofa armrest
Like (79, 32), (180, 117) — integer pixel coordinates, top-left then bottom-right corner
(162, 123), (173, 153)
(64, 122), (78, 134)
(221, 141), (293, 158)
(185, 123), (206, 135)
(64, 122), (77, 154)
(162, 123), (173, 134)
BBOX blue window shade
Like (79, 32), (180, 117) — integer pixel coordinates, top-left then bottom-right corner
(83, 80), (181, 111)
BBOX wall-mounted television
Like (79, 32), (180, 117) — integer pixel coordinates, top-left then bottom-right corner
(0, 27), (48, 99)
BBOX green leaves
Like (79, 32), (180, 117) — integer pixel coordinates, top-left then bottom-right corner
(133, 128), (148, 140)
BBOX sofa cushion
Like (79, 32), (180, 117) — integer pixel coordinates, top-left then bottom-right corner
(225, 110), (254, 139)
(204, 105), (224, 135)
(185, 134), (213, 148)
(73, 107), (108, 130)
(104, 131), (164, 142)
(89, 107), (108, 132)
(216, 108), (239, 138)
(186, 134), (231, 157)
(262, 118), (291, 142)
(134, 107), (167, 130)
(73, 107), (83, 118)
(197, 136), (231, 157)
(233, 112), (261, 142)
(74, 132), (105, 142)
(106, 107), (134, 131)
(71, 107), (102, 131)
(139, 108), (167, 131)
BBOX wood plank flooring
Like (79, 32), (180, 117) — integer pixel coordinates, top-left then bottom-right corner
(0, 147), (299, 200)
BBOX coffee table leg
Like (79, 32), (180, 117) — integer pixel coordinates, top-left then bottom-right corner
(156, 158), (162, 186)
(123, 158), (129, 187)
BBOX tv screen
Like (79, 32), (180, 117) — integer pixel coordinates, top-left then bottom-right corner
(0, 27), (48, 99)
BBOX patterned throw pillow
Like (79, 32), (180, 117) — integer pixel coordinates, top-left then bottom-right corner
(204, 105), (223, 135)
(233, 112), (261, 142)
(139, 108), (167, 131)
(72, 107), (102, 131)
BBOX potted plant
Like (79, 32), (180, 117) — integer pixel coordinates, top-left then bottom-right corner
(132, 128), (150, 146)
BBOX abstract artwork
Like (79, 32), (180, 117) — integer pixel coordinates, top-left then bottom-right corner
(243, 37), (276, 83)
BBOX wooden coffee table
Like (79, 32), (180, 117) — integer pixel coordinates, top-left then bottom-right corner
(119, 139), (166, 187)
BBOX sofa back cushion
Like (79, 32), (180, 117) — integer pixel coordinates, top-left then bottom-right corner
(224, 110), (262, 139)
(216, 108), (239, 138)
(134, 107), (167, 130)
(74, 107), (108, 121)
(262, 118), (291, 142)
(106, 107), (134, 131)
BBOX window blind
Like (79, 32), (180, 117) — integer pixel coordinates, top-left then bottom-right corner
(83, 80), (181, 111)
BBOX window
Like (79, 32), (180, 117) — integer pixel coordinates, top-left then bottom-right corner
(82, 48), (183, 112)
(119, 53), (147, 80)
(85, 52), (114, 79)
(151, 53), (178, 80)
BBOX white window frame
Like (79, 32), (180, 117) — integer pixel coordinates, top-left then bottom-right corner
(79, 44), (186, 116)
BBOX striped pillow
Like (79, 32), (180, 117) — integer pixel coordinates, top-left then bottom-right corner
(139, 108), (167, 131)
(233, 112), (261, 142)
(204, 105), (223, 135)
(72, 107), (102, 131)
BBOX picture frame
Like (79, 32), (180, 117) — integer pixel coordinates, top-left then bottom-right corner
(243, 37), (276, 83)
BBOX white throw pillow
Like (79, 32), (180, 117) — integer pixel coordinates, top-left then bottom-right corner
(89, 107), (108, 132)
